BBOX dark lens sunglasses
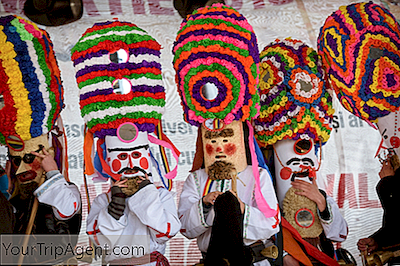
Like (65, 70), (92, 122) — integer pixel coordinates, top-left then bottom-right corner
(10, 145), (44, 167)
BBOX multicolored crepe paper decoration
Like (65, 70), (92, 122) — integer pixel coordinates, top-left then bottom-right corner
(71, 20), (165, 138)
(0, 15), (64, 145)
(254, 38), (334, 147)
(172, 3), (260, 127)
(317, 2), (400, 126)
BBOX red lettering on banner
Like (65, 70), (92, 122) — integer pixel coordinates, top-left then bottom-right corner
(83, 0), (100, 15)
(358, 173), (381, 208)
(187, 239), (203, 264)
(149, 0), (174, 15)
(327, 173), (382, 209)
(109, 0), (123, 15)
(326, 173), (335, 197)
(0, 0), (21, 13)
(337, 173), (357, 209)
(132, 0), (146, 14)
(168, 237), (184, 265)
(228, 0), (243, 10)
(252, 0), (265, 9)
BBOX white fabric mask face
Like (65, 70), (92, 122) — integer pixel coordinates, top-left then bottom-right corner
(105, 132), (152, 179)
(274, 138), (318, 205)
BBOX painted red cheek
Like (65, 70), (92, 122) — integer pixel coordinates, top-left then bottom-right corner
(205, 144), (214, 156)
(390, 136), (400, 148)
(280, 167), (292, 180)
(140, 158), (149, 169)
(112, 159), (122, 172)
(31, 160), (42, 171)
(224, 143), (236, 156)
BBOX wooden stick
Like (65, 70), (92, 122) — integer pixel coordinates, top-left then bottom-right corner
(18, 175), (46, 266)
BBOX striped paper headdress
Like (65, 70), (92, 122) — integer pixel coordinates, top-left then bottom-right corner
(173, 5), (279, 219)
(317, 2), (400, 127)
(71, 20), (179, 184)
(0, 15), (64, 146)
(71, 20), (165, 138)
(172, 3), (260, 127)
(254, 38), (334, 147)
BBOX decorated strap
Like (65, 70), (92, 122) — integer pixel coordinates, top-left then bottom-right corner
(155, 122), (173, 190)
(202, 178), (214, 197)
(148, 135), (180, 180)
(247, 120), (277, 218)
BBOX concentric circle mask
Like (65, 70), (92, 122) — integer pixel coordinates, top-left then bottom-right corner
(172, 3), (260, 127)
(0, 15), (64, 146)
(317, 2), (400, 125)
(254, 38), (334, 147)
(71, 20), (165, 138)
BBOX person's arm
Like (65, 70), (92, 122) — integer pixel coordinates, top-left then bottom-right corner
(34, 170), (81, 220)
(242, 168), (280, 242)
(128, 184), (181, 244)
(291, 179), (348, 242)
(178, 172), (215, 239)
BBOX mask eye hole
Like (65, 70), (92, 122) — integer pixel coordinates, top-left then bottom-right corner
(117, 153), (128, 160)
(131, 151), (141, 159)
(112, 78), (132, 95)
(11, 156), (22, 167)
(23, 154), (36, 164)
(109, 49), (129, 64)
(294, 139), (312, 155)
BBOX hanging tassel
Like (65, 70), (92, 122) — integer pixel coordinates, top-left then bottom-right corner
(247, 120), (278, 218)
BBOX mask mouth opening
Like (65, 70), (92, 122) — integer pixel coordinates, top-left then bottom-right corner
(17, 170), (38, 183)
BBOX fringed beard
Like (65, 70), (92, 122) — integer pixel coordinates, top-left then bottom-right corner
(121, 177), (140, 197)
(390, 154), (400, 172)
(207, 161), (237, 181)
(18, 181), (39, 200)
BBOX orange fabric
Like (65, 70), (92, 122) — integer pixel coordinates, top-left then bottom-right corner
(83, 130), (95, 175)
(282, 226), (313, 266)
(282, 217), (340, 266)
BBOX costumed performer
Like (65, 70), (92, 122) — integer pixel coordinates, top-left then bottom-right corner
(254, 38), (348, 266)
(71, 20), (181, 266)
(173, 4), (280, 266)
(0, 15), (82, 264)
(317, 2), (400, 264)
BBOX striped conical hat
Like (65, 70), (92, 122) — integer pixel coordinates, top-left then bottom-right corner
(0, 15), (64, 147)
(71, 20), (165, 138)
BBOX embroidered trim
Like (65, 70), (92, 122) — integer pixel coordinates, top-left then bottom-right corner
(35, 173), (64, 198)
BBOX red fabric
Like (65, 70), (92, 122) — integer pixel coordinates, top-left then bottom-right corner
(150, 251), (170, 266)
(282, 217), (340, 266)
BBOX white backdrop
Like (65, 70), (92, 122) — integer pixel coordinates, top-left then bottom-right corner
(1, 0), (398, 265)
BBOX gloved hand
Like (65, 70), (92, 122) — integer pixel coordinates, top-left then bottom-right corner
(108, 186), (126, 220)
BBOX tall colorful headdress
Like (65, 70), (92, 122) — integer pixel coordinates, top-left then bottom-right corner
(173, 4), (277, 218)
(71, 20), (179, 184)
(254, 38), (334, 147)
(173, 3), (260, 127)
(317, 2), (400, 127)
(0, 15), (64, 147)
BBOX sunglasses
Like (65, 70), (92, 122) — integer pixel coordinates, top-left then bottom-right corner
(10, 145), (44, 167)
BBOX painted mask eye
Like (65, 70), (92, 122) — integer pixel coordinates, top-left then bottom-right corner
(131, 151), (141, 159)
(294, 139), (312, 155)
(117, 153), (128, 160)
